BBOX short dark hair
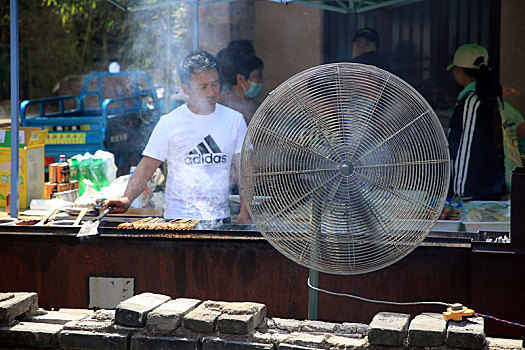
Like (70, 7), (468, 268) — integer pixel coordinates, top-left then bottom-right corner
(226, 39), (255, 56)
(179, 50), (219, 86)
(221, 54), (264, 86)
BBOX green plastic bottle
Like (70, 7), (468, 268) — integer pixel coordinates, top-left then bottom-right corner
(79, 158), (96, 193)
(92, 158), (110, 189)
(69, 158), (79, 181)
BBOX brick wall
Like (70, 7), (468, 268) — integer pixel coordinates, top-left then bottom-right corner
(1, 291), (523, 349)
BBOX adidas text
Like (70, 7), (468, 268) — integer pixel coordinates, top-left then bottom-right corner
(185, 153), (227, 165)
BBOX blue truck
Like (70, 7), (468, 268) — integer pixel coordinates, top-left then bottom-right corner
(20, 71), (163, 176)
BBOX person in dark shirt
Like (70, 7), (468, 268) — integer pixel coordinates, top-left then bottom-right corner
(447, 43), (506, 200)
(350, 27), (390, 71)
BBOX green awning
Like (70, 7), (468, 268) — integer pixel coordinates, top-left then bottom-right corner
(107, 0), (427, 14)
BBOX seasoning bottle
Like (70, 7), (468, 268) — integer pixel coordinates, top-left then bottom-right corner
(58, 155), (70, 184)
(6, 192), (10, 215)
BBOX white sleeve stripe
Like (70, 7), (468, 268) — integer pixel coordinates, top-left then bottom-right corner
(455, 94), (479, 195)
(460, 98), (480, 195)
(453, 93), (479, 196)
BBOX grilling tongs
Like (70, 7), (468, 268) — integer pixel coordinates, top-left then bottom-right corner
(77, 206), (113, 238)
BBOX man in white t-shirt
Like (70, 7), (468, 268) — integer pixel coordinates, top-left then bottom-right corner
(105, 50), (251, 223)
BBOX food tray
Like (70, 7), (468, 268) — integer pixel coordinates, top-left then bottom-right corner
(431, 219), (462, 232)
(463, 221), (510, 233)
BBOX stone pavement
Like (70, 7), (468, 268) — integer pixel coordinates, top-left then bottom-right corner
(0, 291), (523, 349)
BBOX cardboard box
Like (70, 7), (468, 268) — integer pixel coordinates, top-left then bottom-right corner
(0, 127), (47, 208)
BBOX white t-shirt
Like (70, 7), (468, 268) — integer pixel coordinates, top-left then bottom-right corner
(143, 103), (247, 219)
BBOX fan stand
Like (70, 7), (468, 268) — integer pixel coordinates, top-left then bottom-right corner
(308, 190), (324, 320)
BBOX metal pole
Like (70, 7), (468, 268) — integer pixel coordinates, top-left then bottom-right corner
(192, 0), (199, 50)
(308, 268), (319, 320)
(9, 0), (20, 218)
(164, 5), (172, 114)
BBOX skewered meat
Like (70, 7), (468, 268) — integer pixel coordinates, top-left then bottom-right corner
(116, 217), (199, 231)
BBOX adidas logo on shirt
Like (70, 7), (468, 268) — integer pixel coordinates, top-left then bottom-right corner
(185, 135), (227, 165)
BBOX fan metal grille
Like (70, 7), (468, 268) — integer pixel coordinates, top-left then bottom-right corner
(240, 63), (450, 275)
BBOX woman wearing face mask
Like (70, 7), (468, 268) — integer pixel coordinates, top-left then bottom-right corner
(219, 53), (264, 126)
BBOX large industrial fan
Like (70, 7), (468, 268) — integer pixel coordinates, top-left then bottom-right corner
(240, 63), (450, 275)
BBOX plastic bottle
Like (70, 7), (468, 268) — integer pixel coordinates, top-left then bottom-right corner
(69, 158), (79, 181)
(92, 158), (110, 189)
(79, 158), (96, 193)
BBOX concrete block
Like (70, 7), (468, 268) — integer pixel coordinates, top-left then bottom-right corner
(486, 336), (524, 349)
(115, 292), (171, 327)
(0, 293), (14, 302)
(334, 322), (368, 337)
(325, 334), (367, 349)
(20, 308), (92, 325)
(60, 329), (129, 350)
(0, 321), (62, 348)
(183, 308), (221, 333)
(408, 312), (446, 347)
(278, 344), (319, 350)
(63, 318), (113, 332)
(93, 308), (116, 321)
(282, 332), (326, 349)
(0, 292), (38, 323)
(368, 312), (411, 346)
(446, 316), (486, 349)
(131, 333), (198, 350)
(268, 318), (302, 332)
(146, 298), (201, 333)
(202, 336), (274, 350)
(220, 301), (267, 317)
(217, 313), (256, 335)
(299, 320), (337, 333)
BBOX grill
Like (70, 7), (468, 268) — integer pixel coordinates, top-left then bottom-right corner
(0, 216), (262, 240)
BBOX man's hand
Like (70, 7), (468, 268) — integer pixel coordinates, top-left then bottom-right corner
(103, 197), (132, 214)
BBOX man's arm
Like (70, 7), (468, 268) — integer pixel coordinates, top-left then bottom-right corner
(104, 156), (162, 213)
(233, 153), (251, 224)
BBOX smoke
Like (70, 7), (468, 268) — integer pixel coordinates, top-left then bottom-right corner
(175, 161), (231, 225)
(121, 4), (190, 105)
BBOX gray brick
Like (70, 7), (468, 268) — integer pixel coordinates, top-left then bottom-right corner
(115, 292), (171, 327)
(299, 320), (337, 333)
(368, 312), (410, 346)
(268, 318), (301, 332)
(325, 334), (367, 349)
(20, 308), (92, 325)
(281, 332), (326, 349)
(278, 344), (319, 350)
(0, 321), (62, 348)
(131, 333), (198, 350)
(334, 322), (368, 337)
(183, 308), (221, 333)
(408, 312), (446, 347)
(218, 313), (256, 335)
(446, 316), (486, 349)
(0, 292), (38, 323)
(486, 336), (524, 349)
(0, 293), (14, 302)
(63, 318), (113, 332)
(146, 298), (201, 333)
(60, 329), (129, 350)
(202, 336), (274, 350)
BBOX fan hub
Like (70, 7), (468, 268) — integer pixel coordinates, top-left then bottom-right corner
(338, 162), (354, 176)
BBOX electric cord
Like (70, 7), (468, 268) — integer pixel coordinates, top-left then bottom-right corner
(307, 278), (525, 329)
(307, 277), (451, 307)
(474, 313), (525, 329)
